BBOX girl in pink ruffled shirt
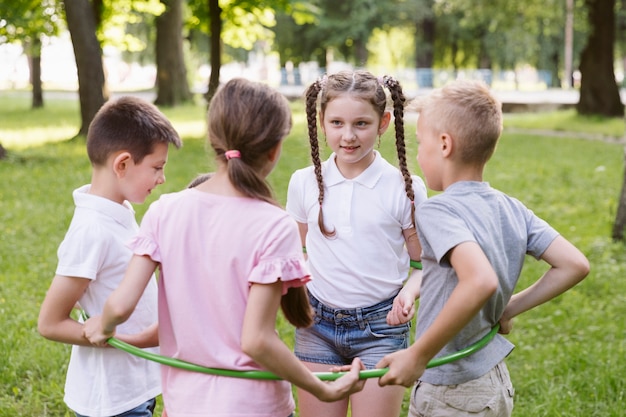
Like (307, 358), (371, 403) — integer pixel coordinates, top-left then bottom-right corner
(84, 78), (365, 417)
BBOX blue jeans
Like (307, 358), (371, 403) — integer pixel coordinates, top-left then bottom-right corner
(75, 397), (156, 417)
(295, 293), (410, 369)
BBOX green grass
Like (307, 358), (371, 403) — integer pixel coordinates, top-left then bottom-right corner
(503, 109), (625, 139)
(1, 96), (625, 416)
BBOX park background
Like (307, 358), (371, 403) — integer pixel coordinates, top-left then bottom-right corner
(2, 0), (626, 416)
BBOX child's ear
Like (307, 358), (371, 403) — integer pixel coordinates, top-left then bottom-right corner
(267, 141), (283, 163)
(113, 152), (132, 178)
(378, 111), (392, 134)
(441, 133), (453, 157)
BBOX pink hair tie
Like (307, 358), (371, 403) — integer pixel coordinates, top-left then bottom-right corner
(225, 150), (241, 160)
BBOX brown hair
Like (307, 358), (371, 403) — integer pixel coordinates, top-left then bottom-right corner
(305, 70), (415, 237)
(87, 96), (182, 166)
(208, 78), (292, 206)
(207, 78), (312, 327)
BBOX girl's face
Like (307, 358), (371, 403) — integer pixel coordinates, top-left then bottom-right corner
(321, 95), (390, 178)
(416, 114), (443, 191)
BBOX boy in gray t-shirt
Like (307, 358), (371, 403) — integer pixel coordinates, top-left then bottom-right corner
(376, 79), (589, 417)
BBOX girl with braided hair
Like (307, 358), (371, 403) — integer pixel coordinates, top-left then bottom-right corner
(286, 70), (427, 417)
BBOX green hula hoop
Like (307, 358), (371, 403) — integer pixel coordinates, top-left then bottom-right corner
(104, 324), (499, 381)
(410, 259), (422, 269)
(84, 260), (500, 381)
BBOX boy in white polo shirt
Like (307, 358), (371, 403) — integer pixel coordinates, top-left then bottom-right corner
(38, 96), (182, 417)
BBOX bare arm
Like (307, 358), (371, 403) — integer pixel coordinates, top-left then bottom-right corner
(378, 241), (498, 387)
(499, 235), (589, 333)
(387, 227), (423, 325)
(403, 226), (422, 262)
(38, 274), (92, 346)
(83, 255), (158, 346)
(241, 281), (365, 401)
(116, 322), (159, 348)
(297, 221), (308, 260)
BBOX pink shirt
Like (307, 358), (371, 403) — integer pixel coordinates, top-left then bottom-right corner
(130, 189), (310, 417)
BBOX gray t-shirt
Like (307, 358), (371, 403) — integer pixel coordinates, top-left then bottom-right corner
(415, 181), (559, 385)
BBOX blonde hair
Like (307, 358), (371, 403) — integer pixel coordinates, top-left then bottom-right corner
(414, 79), (503, 165)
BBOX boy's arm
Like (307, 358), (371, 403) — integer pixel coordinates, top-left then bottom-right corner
(499, 235), (589, 333)
(378, 241), (498, 387)
(38, 275), (92, 346)
(83, 255), (158, 346)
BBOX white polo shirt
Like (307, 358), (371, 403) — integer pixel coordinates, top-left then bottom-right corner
(287, 152), (427, 308)
(55, 184), (161, 417)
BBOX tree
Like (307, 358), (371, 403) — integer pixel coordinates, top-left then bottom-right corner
(186, 0), (293, 103)
(576, 0), (623, 117)
(272, 7), (326, 75)
(612, 149), (626, 240)
(206, 0), (221, 103)
(154, 0), (192, 106)
(63, 0), (108, 137)
(0, 0), (64, 108)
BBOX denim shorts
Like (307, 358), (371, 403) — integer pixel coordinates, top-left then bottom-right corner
(295, 293), (410, 369)
(75, 397), (156, 417)
(409, 361), (514, 417)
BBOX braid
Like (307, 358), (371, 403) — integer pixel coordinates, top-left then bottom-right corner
(384, 76), (416, 228)
(305, 80), (335, 237)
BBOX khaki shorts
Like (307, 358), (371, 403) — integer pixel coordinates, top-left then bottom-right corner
(409, 361), (514, 417)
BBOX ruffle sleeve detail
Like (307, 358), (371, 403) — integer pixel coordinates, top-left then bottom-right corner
(248, 256), (311, 295)
(127, 235), (162, 263)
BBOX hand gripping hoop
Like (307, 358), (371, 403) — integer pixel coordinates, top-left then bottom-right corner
(84, 259), (499, 380)
(104, 324), (499, 380)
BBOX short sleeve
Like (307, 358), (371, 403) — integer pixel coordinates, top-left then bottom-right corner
(403, 174), (428, 230)
(525, 209), (560, 259)
(56, 223), (108, 280)
(286, 169), (307, 223)
(412, 175), (428, 207)
(417, 199), (476, 264)
(249, 256), (311, 295)
(127, 201), (162, 263)
(248, 214), (310, 295)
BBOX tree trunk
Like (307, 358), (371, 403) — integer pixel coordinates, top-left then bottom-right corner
(613, 147), (626, 240)
(205, 0), (221, 105)
(30, 54), (43, 108)
(28, 37), (44, 108)
(576, 0), (624, 117)
(63, 0), (108, 137)
(354, 39), (368, 67)
(415, 15), (435, 69)
(414, 13), (435, 89)
(154, 0), (192, 107)
(563, 0), (574, 88)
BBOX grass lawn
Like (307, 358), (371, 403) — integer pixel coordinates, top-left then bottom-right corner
(1, 91), (625, 416)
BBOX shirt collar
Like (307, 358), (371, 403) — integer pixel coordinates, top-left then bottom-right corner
(324, 151), (384, 189)
(73, 184), (136, 229)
